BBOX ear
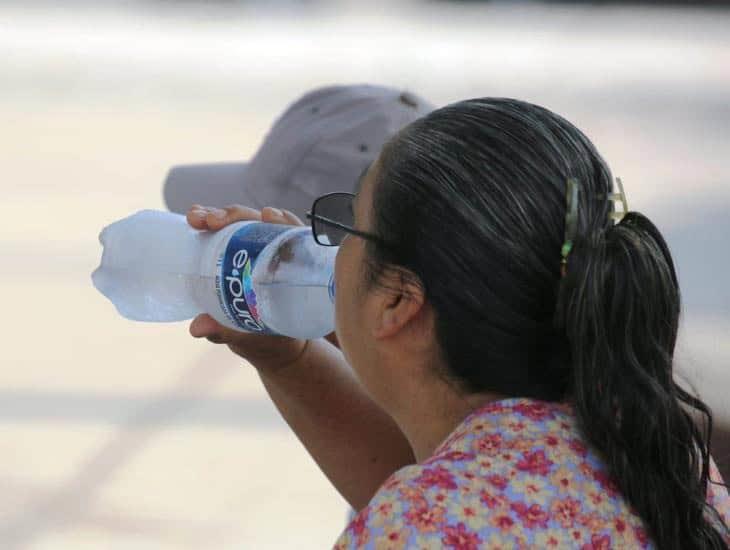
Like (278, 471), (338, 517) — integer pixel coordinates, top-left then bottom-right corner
(372, 268), (427, 340)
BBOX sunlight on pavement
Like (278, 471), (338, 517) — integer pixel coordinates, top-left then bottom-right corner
(1, 2), (728, 547)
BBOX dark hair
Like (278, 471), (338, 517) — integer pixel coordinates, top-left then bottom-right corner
(365, 98), (729, 548)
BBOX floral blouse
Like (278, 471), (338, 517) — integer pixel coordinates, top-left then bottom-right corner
(334, 398), (730, 549)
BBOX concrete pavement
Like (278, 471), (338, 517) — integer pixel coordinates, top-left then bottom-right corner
(1, 2), (728, 547)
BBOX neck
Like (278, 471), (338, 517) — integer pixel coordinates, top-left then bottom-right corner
(391, 377), (503, 463)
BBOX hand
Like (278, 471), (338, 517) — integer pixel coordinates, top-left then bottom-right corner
(186, 204), (310, 371)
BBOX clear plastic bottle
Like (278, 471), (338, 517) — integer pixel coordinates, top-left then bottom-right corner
(91, 210), (336, 339)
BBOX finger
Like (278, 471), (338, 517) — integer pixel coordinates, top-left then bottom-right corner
(261, 206), (304, 227)
(206, 205), (262, 229)
(281, 208), (304, 226)
(187, 206), (210, 229)
(260, 206), (286, 224)
(189, 313), (221, 338)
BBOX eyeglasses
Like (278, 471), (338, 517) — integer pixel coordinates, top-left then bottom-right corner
(305, 192), (391, 248)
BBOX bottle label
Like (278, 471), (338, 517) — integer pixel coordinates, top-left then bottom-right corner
(218, 223), (290, 334)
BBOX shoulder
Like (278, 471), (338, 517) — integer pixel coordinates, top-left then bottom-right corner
(332, 464), (413, 549)
(332, 399), (579, 548)
(334, 397), (660, 549)
(333, 457), (527, 549)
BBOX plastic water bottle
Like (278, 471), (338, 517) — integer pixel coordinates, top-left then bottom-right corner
(91, 209), (337, 339)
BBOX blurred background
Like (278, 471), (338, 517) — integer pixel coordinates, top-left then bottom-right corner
(1, 0), (729, 548)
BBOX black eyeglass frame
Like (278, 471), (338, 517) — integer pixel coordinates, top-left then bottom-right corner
(305, 192), (393, 249)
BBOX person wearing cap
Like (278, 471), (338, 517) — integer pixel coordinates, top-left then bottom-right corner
(164, 84), (433, 219)
(168, 83), (434, 519)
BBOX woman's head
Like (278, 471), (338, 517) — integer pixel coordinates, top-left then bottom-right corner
(362, 97), (617, 400)
(333, 97), (728, 548)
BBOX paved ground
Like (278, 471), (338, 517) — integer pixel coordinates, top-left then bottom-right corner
(1, 2), (728, 548)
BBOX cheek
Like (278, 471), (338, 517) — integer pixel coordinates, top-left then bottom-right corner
(334, 242), (356, 314)
(333, 241), (365, 357)
(333, 249), (346, 328)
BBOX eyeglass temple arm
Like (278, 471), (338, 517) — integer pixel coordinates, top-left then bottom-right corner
(306, 211), (393, 248)
(305, 211), (354, 233)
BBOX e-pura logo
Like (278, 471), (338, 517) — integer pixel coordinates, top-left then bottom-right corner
(225, 249), (264, 332)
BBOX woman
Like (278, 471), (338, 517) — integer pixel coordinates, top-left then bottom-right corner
(186, 98), (729, 549)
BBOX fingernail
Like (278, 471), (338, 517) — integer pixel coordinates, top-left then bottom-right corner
(269, 207), (283, 218)
(191, 209), (206, 219)
(211, 208), (227, 219)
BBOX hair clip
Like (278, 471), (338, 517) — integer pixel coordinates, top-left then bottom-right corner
(602, 177), (629, 222)
(561, 178), (580, 276)
(560, 177), (629, 276)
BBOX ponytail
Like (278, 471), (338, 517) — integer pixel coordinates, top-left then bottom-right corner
(557, 212), (728, 548)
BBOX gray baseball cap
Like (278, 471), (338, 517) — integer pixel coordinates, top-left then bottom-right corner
(163, 84), (434, 219)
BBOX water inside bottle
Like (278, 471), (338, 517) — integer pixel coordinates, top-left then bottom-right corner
(255, 281), (334, 338)
(247, 228), (336, 338)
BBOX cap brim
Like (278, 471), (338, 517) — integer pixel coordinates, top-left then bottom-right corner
(163, 162), (259, 214)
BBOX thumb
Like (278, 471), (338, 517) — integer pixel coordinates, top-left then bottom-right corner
(189, 314), (222, 338)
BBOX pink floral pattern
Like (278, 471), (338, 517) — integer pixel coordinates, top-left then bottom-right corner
(334, 398), (730, 549)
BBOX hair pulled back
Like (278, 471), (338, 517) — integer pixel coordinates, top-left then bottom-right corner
(366, 98), (728, 549)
